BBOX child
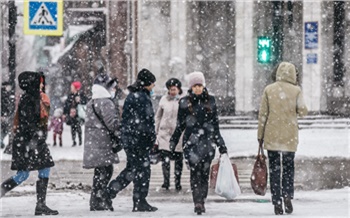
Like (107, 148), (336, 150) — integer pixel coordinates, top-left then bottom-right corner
(66, 107), (82, 147)
(48, 108), (64, 147)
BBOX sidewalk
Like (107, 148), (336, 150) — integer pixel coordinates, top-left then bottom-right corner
(0, 188), (349, 217)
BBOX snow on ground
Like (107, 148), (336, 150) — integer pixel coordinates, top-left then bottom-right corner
(0, 188), (349, 217)
(2, 125), (349, 161)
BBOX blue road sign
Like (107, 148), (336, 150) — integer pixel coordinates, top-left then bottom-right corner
(305, 22), (318, 49)
(307, 53), (317, 64)
(24, 0), (63, 36)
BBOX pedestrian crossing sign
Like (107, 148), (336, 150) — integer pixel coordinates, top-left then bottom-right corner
(24, 0), (63, 36)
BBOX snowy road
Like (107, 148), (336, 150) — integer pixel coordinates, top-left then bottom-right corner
(0, 188), (349, 217)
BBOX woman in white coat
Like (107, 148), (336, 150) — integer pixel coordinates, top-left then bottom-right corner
(155, 78), (184, 191)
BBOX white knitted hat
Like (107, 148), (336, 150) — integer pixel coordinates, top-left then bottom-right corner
(188, 71), (205, 87)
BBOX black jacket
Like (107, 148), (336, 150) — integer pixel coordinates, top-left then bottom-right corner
(120, 84), (156, 151)
(63, 92), (88, 115)
(11, 71), (54, 171)
(170, 89), (227, 163)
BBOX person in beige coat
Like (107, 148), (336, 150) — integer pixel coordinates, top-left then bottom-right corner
(257, 62), (308, 215)
(155, 78), (184, 191)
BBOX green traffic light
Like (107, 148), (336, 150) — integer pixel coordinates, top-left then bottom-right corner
(257, 36), (271, 63)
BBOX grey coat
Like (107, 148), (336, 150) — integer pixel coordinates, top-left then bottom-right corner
(83, 85), (120, 169)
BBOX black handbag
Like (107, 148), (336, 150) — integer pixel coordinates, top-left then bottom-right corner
(92, 100), (122, 153)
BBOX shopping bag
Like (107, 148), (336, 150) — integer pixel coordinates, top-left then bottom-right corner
(210, 158), (239, 189)
(250, 142), (268, 196)
(214, 154), (241, 200)
(77, 104), (86, 119)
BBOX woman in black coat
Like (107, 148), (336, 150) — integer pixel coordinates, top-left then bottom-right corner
(108, 69), (158, 212)
(0, 71), (58, 216)
(170, 72), (227, 215)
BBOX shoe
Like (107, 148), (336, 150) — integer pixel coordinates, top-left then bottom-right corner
(284, 197), (293, 214)
(161, 183), (169, 190)
(59, 143), (62, 147)
(132, 200), (158, 212)
(72, 142), (76, 147)
(194, 203), (204, 215)
(35, 178), (59, 215)
(79, 141), (82, 146)
(274, 203), (283, 215)
(53, 142), (57, 146)
(175, 185), (182, 191)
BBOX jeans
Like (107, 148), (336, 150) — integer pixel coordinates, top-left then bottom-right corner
(268, 151), (295, 205)
(12, 168), (51, 185)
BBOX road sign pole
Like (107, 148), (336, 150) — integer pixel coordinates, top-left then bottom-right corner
(8, 0), (16, 112)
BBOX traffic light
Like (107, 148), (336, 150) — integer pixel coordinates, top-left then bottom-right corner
(257, 36), (271, 63)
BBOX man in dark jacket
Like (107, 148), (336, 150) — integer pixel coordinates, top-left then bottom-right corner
(108, 68), (158, 212)
(0, 71), (58, 216)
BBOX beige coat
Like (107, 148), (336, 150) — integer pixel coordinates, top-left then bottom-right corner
(257, 62), (308, 152)
(155, 94), (183, 152)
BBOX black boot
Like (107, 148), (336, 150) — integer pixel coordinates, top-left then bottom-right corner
(1, 178), (18, 198)
(35, 178), (59, 216)
(161, 161), (170, 190)
(194, 203), (204, 215)
(132, 199), (158, 212)
(274, 202), (283, 215)
(175, 175), (182, 191)
(284, 197), (293, 214)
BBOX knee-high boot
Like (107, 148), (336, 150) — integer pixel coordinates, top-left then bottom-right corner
(34, 178), (59, 216)
(0, 178), (18, 198)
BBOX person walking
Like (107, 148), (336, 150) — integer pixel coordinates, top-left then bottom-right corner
(65, 107), (83, 146)
(155, 78), (184, 191)
(169, 71), (227, 215)
(257, 62), (308, 215)
(83, 74), (120, 211)
(63, 81), (87, 118)
(48, 108), (64, 147)
(108, 68), (158, 212)
(0, 71), (58, 216)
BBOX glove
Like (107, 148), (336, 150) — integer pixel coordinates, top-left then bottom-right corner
(219, 146), (227, 154)
(169, 141), (176, 152)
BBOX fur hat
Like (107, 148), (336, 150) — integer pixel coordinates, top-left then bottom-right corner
(53, 108), (63, 118)
(137, 68), (156, 87)
(188, 71), (205, 87)
(71, 81), (81, 90)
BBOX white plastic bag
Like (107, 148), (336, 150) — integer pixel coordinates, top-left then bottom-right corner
(215, 154), (241, 200)
(77, 104), (86, 119)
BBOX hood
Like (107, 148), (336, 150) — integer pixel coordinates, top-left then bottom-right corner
(91, 84), (112, 99)
(275, 62), (297, 85)
(18, 71), (42, 96)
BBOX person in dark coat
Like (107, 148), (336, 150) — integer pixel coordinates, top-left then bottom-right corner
(1, 81), (12, 148)
(65, 107), (83, 146)
(108, 68), (158, 212)
(83, 74), (120, 211)
(0, 71), (58, 216)
(169, 71), (227, 215)
(63, 81), (88, 117)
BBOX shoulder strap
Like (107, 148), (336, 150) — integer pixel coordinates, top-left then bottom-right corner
(91, 99), (112, 133)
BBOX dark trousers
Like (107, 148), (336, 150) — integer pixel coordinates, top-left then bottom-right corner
(53, 132), (62, 146)
(188, 157), (212, 204)
(71, 125), (82, 144)
(268, 151), (295, 205)
(91, 165), (114, 207)
(108, 148), (151, 203)
(160, 150), (183, 187)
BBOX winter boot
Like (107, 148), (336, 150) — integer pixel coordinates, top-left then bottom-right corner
(132, 199), (158, 212)
(72, 141), (76, 147)
(284, 197), (293, 214)
(34, 178), (59, 216)
(274, 202), (283, 215)
(1, 178), (18, 198)
(175, 176), (182, 191)
(194, 203), (204, 215)
(161, 161), (170, 190)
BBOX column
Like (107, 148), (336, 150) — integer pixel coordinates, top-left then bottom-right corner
(302, 1), (322, 112)
(235, 0), (254, 114)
